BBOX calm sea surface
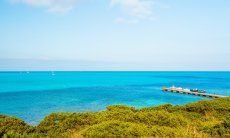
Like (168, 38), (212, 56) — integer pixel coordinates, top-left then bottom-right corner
(0, 71), (229, 124)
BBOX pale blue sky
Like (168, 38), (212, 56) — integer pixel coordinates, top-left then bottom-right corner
(0, 0), (230, 71)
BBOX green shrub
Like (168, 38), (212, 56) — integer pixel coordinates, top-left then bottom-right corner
(81, 120), (150, 138)
(36, 112), (98, 135)
(201, 117), (230, 137)
(181, 97), (230, 115)
(141, 104), (174, 112)
(106, 105), (136, 112)
(0, 97), (229, 137)
(134, 110), (188, 127)
(0, 115), (34, 137)
(151, 125), (184, 137)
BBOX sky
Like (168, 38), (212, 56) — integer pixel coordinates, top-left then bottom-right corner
(0, 0), (230, 71)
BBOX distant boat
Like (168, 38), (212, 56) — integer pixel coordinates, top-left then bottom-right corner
(51, 72), (55, 76)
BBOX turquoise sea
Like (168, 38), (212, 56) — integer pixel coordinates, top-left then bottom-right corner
(0, 71), (229, 124)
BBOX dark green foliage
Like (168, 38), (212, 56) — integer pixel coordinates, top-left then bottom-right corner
(106, 105), (136, 112)
(201, 117), (230, 137)
(151, 125), (184, 137)
(181, 98), (230, 115)
(82, 120), (150, 138)
(0, 115), (34, 137)
(134, 110), (188, 127)
(0, 97), (229, 137)
(36, 112), (98, 136)
(141, 103), (174, 112)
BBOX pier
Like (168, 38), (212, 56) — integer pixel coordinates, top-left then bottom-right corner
(162, 86), (227, 98)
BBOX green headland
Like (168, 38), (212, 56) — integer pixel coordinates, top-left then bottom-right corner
(1, 97), (229, 138)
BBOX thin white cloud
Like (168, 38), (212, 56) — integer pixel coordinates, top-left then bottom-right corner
(111, 0), (154, 21)
(11, 0), (78, 13)
(10, 0), (156, 22)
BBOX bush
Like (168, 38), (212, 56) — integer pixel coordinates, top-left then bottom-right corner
(106, 105), (136, 112)
(134, 110), (188, 127)
(181, 97), (230, 115)
(0, 115), (34, 137)
(151, 125), (184, 137)
(36, 112), (98, 135)
(0, 97), (229, 137)
(81, 120), (150, 138)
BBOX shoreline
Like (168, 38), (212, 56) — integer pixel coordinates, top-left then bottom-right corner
(1, 97), (229, 137)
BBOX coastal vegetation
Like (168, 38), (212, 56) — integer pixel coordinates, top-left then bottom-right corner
(0, 97), (229, 138)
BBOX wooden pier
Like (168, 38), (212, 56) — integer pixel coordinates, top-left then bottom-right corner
(162, 87), (227, 98)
